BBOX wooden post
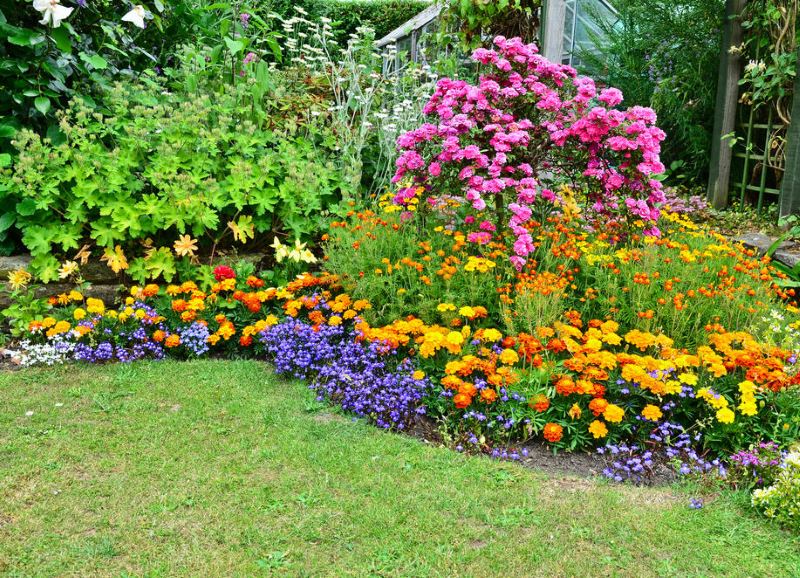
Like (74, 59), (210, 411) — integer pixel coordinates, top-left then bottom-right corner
(780, 47), (800, 219)
(541, 0), (567, 63)
(707, 0), (747, 209)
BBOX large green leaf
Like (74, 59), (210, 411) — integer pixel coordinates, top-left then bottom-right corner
(33, 96), (51, 115)
(79, 52), (108, 70)
(16, 198), (38, 217)
(224, 37), (244, 55)
(51, 26), (72, 53)
(0, 212), (15, 232)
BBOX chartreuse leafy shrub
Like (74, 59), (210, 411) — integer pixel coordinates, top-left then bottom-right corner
(0, 74), (345, 282)
(752, 450), (800, 531)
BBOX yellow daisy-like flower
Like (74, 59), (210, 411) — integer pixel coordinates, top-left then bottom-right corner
(58, 260), (79, 280)
(173, 234), (199, 257)
(7, 268), (32, 291)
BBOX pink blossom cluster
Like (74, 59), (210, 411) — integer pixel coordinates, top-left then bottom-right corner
(392, 36), (667, 269)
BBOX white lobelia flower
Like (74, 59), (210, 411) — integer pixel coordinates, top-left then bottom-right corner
(33, 0), (74, 28)
(122, 5), (148, 29)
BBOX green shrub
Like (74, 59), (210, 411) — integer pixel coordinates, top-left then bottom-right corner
(263, 0), (432, 39)
(0, 0), (210, 141)
(0, 73), (345, 281)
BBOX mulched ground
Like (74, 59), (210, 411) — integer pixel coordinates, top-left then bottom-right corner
(405, 414), (679, 485)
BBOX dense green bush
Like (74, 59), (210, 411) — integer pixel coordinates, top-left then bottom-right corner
(256, 0), (431, 40)
(0, 72), (346, 281)
(0, 0), (211, 141)
(580, 0), (724, 184)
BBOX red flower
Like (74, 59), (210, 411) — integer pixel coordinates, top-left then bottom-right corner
(213, 265), (236, 281)
(239, 335), (253, 347)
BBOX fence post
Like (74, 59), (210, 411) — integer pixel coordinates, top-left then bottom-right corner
(780, 47), (800, 219)
(707, 0), (746, 209)
(541, 0), (566, 63)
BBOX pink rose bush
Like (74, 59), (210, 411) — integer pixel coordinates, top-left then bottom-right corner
(392, 36), (667, 269)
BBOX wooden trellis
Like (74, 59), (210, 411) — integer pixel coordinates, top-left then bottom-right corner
(707, 0), (799, 218)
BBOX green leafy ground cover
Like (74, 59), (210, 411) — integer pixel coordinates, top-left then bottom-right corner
(2, 360), (799, 577)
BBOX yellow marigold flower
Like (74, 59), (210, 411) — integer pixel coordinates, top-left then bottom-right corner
(207, 334), (221, 345)
(678, 373), (698, 386)
(46, 320), (72, 337)
(412, 370), (425, 380)
(446, 331), (464, 346)
(329, 315), (342, 326)
(265, 315), (279, 326)
(437, 303), (456, 312)
(588, 420), (608, 439)
(568, 403), (582, 420)
(86, 298), (105, 315)
(603, 404), (625, 423)
(480, 328), (503, 342)
(73, 308), (86, 320)
(738, 380), (756, 394)
(125, 297), (135, 306)
(134, 308), (146, 319)
(464, 256), (496, 273)
(641, 404), (663, 422)
(499, 348), (519, 365)
(458, 306), (476, 318)
(69, 290), (83, 302)
(352, 299), (371, 311)
(41, 317), (57, 328)
(716, 407), (735, 424)
(738, 401), (758, 417)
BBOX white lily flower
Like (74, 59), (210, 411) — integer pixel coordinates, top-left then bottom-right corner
(122, 5), (148, 29)
(33, 0), (74, 28)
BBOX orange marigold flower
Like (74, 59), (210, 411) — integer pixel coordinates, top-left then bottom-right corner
(152, 330), (166, 342)
(588, 398), (609, 416)
(555, 376), (576, 396)
(239, 335), (253, 347)
(480, 388), (498, 403)
(529, 394), (550, 412)
(543, 422), (563, 443)
(165, 334), (180, 348)
(453, 393), (472, 409)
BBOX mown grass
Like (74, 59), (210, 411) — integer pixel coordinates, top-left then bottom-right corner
(1, 360), (799, 577)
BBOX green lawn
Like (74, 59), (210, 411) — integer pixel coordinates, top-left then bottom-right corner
(1, 361), (799, 577)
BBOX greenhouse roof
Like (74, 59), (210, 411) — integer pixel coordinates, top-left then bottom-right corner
(376, 3), (441, 47)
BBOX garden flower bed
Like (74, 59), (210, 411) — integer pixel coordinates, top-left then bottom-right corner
(4, 28), (800, 532)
